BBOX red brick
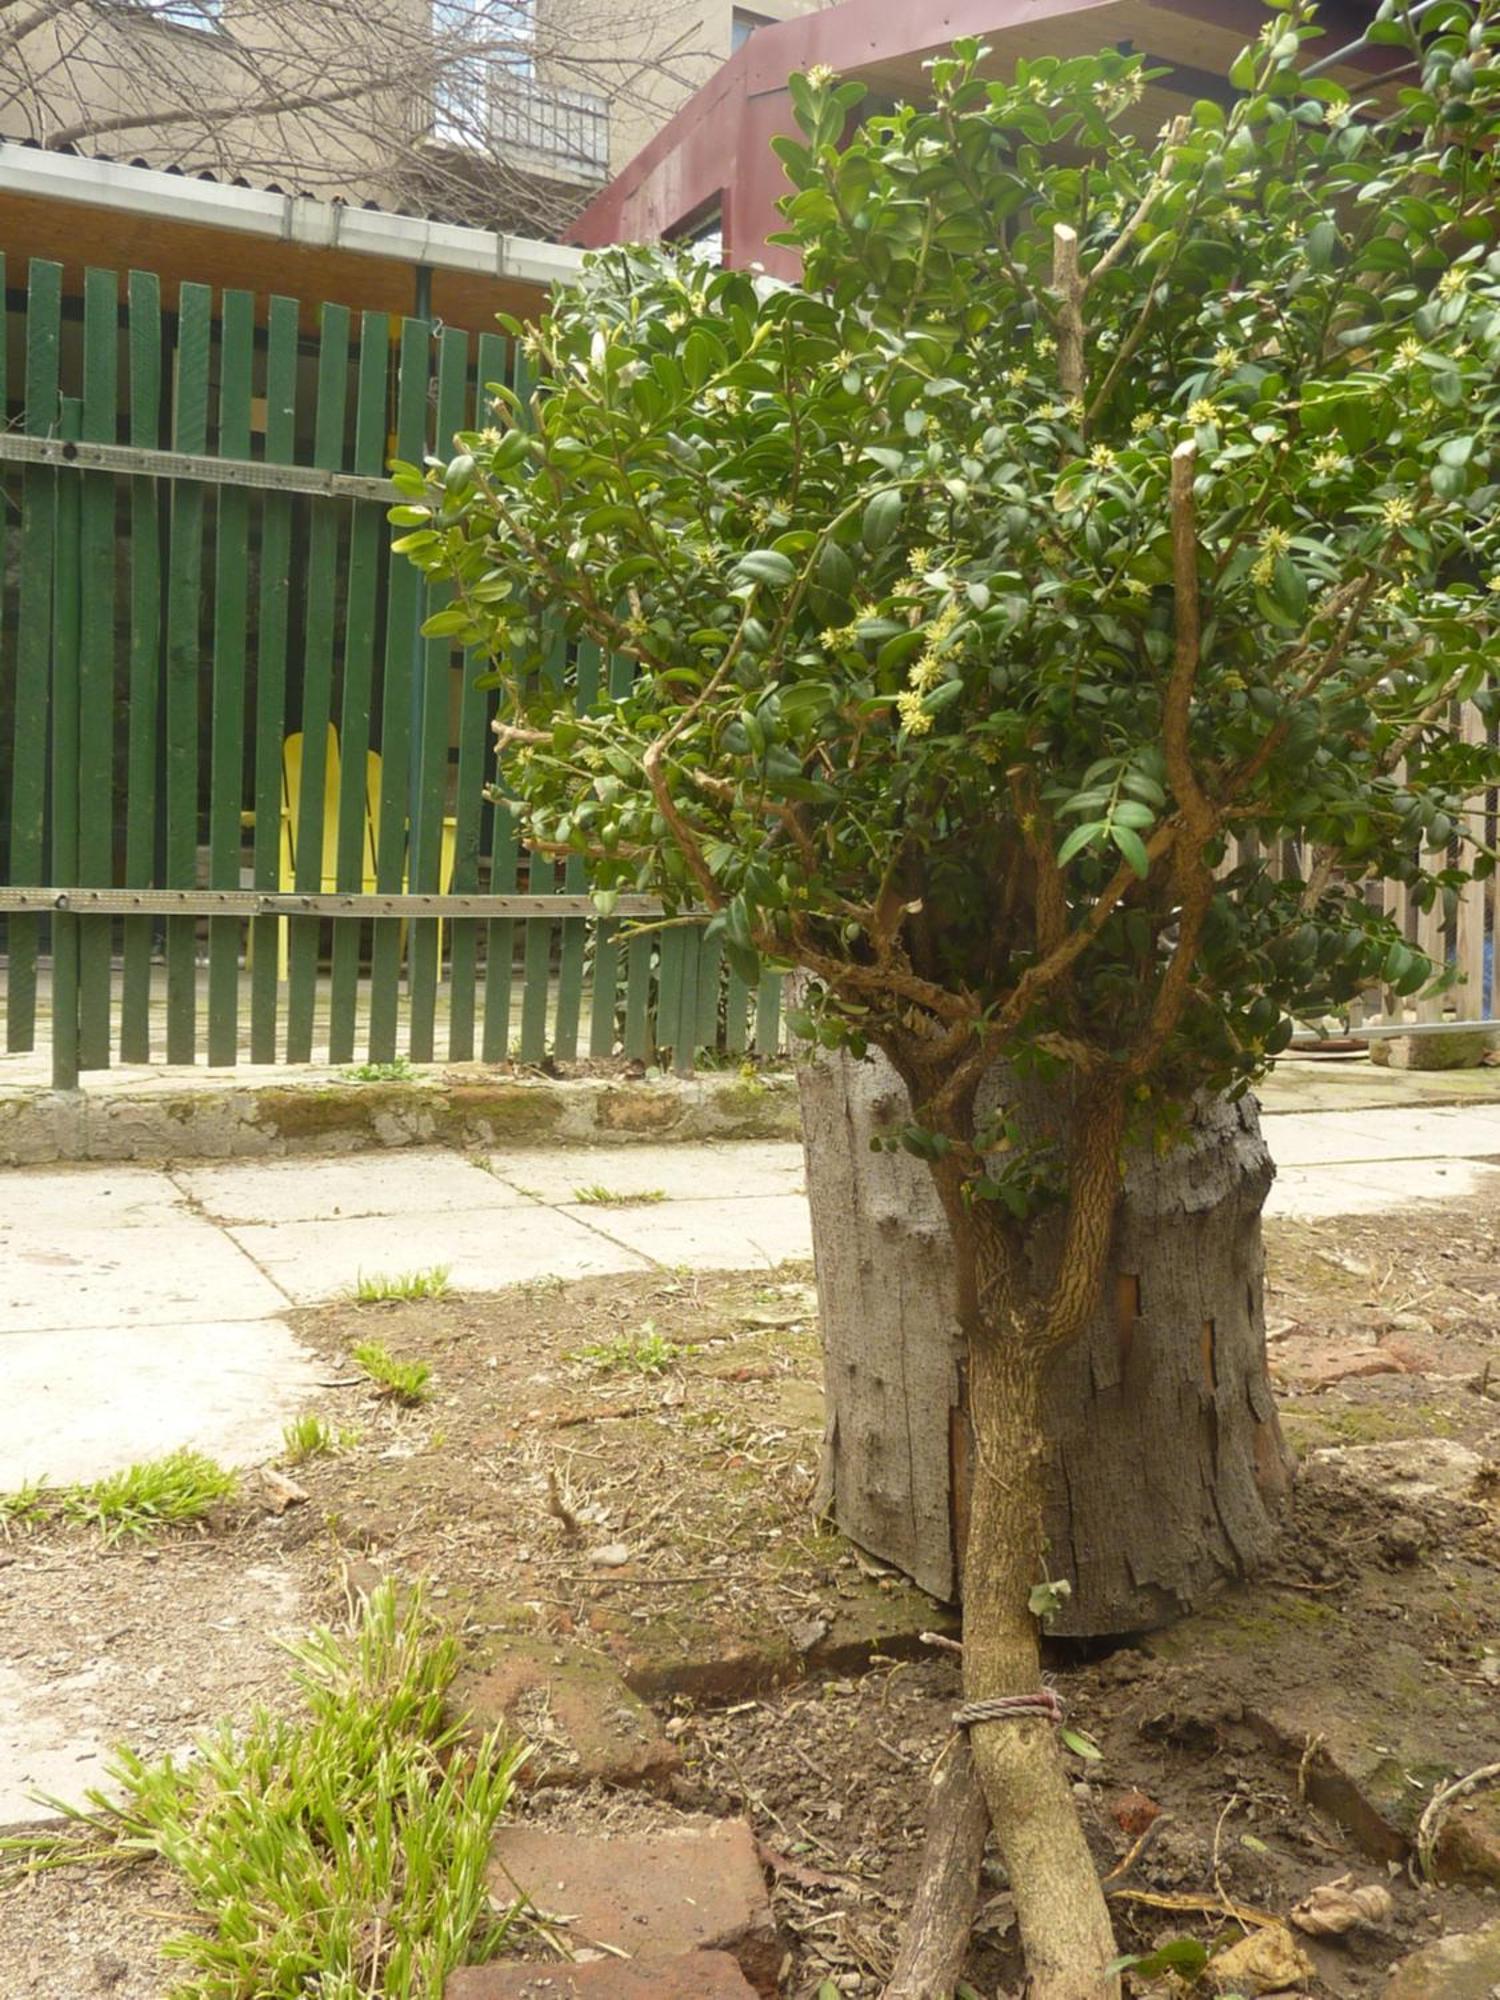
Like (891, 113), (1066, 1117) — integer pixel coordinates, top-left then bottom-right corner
(446, 1951), (758, 1999)
(485, 1819), (780, 1996)
(455, 1639), (680, 1793)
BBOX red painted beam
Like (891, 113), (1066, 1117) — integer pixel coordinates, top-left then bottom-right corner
(571, 0), (1385, 271)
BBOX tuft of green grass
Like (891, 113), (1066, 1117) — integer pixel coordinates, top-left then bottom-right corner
(353, 1265), (452, 1304)
(570, 1319), (683, 1376)
(281, 1414), (360, 1465)
(62, 1450), (237, 1546)
(0, 1583), (527, 1997)
(572, 1184), (668, 1207)
(351, 1341), (433, 1405)
(0, 1477), (51, 1535)
(342, 1056), (416, 1083)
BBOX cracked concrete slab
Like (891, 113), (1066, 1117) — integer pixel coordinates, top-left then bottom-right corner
(0, 1214), (288, 1332)
(0, 1318), (326, 1487)
(557, 1192), (814, 1271)
(224, 1204), (652, 1304)
(177, 1148), (535, 1225)
(492, 1140), (806, 1206)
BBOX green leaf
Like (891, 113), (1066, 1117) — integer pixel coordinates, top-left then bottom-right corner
(1110, 824), (1151, 878)
(732, 550), (797, 589)
(1028, 1578), (1072, 1620)
(1057, 821), (1104, 865)
(861, 489), (904, 553)
(1060, 1726), (1103, 1762)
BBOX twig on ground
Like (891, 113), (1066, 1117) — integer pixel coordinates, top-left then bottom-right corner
(1416, 1761), (1500, 1882)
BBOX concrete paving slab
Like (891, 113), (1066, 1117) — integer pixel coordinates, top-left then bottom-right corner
(0, 1163), (184, 1230)
(226, 1205), (651, 1304)
(558, 1192), (814, 1271)
(495, 1140), (806, 1206)
(0, 1216), (288, 1333)
(0, 1319), (324, 1487)
(1266, 1105), (1500, 1167)
(1267, 1159), (1500, 1220)
(0, 1661), (112, 1826)
(177, 1148), (535, 1225)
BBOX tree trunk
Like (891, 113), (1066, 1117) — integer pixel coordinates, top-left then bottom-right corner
(798, 1043), (1292, 1635)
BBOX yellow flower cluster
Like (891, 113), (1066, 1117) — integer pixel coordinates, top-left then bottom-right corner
(1380, 496), (1415, 529)
(1213, 342), (1241, 372)
(819, 624), (858, 651)
(1131, 411), (1157, 436)
(805, 62), (836, 86)
(1186, 398), (1218, 426)
(1438, 266), (1469, 299)
(907, 547), (934, 575)
(1311, 446), (1347, 476)
(1089, 443), (1117, 472)
(896, 688), (933, 736)
(1393, 337), (1425, 370)
(1250, 525), (1292, 587)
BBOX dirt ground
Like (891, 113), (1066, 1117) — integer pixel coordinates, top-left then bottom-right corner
(1, 1193), (1497, 1998)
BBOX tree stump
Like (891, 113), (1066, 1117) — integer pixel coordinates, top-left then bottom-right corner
(798, 1044), (1293, 1636)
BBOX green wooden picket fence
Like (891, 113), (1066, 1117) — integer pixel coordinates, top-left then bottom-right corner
(0, 256), (783, 1088)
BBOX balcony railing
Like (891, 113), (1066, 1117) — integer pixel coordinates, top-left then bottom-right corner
(490, 77), (608, 178)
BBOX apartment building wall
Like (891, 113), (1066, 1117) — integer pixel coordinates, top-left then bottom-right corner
(2, 0), (829, 233)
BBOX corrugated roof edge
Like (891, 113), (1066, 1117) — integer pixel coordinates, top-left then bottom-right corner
(0, 139), (585, 287)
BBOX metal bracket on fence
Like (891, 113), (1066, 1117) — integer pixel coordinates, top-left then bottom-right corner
(0, 432), (399, 505)
(1337, 1019), (1498, 1039)
(0, 887), (666, 919)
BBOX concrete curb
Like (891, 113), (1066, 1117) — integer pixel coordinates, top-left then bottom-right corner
(0, 1067), (801, 1167)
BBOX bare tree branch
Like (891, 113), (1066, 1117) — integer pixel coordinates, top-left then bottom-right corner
(0, 0), (767, 237)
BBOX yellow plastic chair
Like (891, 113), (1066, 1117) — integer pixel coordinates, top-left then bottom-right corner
(273, 729), (456, 978)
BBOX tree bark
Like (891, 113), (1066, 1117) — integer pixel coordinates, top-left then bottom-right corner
(882, 1736), (989, 2000)
(798, 1043), (1291, 1635)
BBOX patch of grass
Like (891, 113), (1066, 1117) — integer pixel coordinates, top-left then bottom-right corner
(352, 1341), (433, 1405)
(571, 1183), (668, 1207)
(281, 1414), (360, 1465)
(342, 1056), (417, 1083)
(0, 1477), (51, 1535)
(0, 1584), (526, 1997)
(570, 1319), (683, 1376)
(62, 1450), (237, 1546)
(353, 1265), (452, 1304)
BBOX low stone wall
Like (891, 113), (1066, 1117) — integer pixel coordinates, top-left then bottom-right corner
(0, 1067), (800, 1167)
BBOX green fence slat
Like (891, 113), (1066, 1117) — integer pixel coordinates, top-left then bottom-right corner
(285, 302), (351, 1063)
(673, 927), (700, 1076)
(408, 325), (468, 1063)
(622, 930), (652, 1060)
(724, 967), (751, 1054)
(583, 648), (637, 1059)
(248, 296), (299, 1064)
(551, 638), (600, 1062)
(477, 330), (516, 1064)
(120, 270), (162, 1063)
(517, 621), (566, 1066)
(51, 399), (83, 1090)
(78, 267), (119, 1070)
(368, 316), (431, 1063)
(7, 259), (62, 1055)
(164, 282), (213, 1064)
(206, 289), (254, 1067)
(754, 971), (783, 1058)
(695, 933), (724, 1054)
(589, 916), (620, 1058)
(655, 924), (686, 1074)
(445, 343), (497, 1063)
(328, 312), (390, 1064)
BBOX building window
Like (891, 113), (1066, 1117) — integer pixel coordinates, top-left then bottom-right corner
(433, 0), (536, 145)
(124, 0), (222, 27)
(731, 9), (772, 53)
